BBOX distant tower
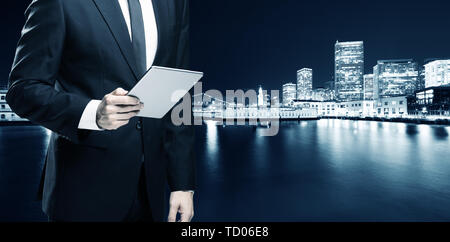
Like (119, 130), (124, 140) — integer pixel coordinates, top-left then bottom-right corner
(297, 68), (313, 100)
(258, 85), (264, 107)
(335, 41), (364, 101)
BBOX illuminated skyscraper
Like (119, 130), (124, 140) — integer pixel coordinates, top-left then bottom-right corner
(373, 59), (418, 98)
(334, 41), (364, 101)
(282, 83), (297, 106)
(258, 85), (264, 107)
(297, 68), (313, 100)
(424, 60), (450, 88)
(363, 74), (375, 100)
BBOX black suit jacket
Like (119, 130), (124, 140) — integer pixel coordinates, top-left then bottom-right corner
(6, 0), (195, 222)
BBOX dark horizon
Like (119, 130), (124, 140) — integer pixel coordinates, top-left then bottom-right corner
(190, 0), (450, 92)
(2, 0), (450, 91)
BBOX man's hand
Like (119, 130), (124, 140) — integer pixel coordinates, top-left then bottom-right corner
(168, 191), (194, 222)
(96, 88), (144, 130)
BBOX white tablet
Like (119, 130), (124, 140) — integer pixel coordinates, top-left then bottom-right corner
(128, 66), (203, 119)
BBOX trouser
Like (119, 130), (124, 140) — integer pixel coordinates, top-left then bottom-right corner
(48, 164), (153, 222)
(122, 164), (154, 222)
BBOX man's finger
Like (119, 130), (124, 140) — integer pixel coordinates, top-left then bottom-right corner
(110, 112), (140, 121)
(111, 88), (128, 96)
(104, 104), (143, 114)
(168, 204), (178, 222)
(116, 103), (144, 113)
(105, 95), (140, 106)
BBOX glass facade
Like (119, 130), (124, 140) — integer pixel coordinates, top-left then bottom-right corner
(373, 59), (418, 98)
(334, 41), (364, 101)
(363, 74), (374, 100)
(297, 68), (313, 100)
(407, 86), (450, 116)
(282, 83), (297, 106)
(425, 60), (450, 88)
(312, 88), (335, 101)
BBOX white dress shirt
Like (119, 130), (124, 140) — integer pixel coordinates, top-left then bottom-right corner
(78, 0), (158, 130)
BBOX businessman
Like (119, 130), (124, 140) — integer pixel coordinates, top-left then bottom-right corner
(7, 0), (195, 222)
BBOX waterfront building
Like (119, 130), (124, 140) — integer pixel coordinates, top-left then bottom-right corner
(292, 100), (321, 110)
(407, 86), (450, 117)
(374, 96), (408, 118)
(282, 83), (297, 107)
(279, 107), (318, 120)
(318, 102), (338, 117)
(334, 100), (376, 118)
(297, 68), (313, 100)
(315, 98), (406, 118)
(363, 74), (375, 100)
(0, 89), (28, 122)
(373, 59), (418, 99)
(424, 60), (450, 88)
(334, 41), (364, 101)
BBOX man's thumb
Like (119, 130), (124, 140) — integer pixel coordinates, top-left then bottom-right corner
(111, 88), (128, 96)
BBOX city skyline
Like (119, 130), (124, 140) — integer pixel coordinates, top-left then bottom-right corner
(280, 40), (449, 104)
(2, 1), (450, 92)
(188, 0), (450, 92)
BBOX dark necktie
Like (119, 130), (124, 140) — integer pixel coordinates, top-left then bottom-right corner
(128, 0), (147, 78)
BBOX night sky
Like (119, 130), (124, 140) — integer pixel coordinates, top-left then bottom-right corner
(1, 0), (450, 92)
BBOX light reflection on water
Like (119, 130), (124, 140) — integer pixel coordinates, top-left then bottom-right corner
(196, 119), (450, 221)
(0, 120), (449, 222)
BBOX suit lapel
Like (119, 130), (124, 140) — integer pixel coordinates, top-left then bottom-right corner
(92, 0), (139, 80)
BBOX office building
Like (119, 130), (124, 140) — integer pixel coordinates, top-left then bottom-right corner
(297, 68), (313, 100)
(373, 59), (418, 98)
(335, 41), (364, 101)
(424, 60), (450, 88)
(282, 83), (297, 107)
(407, 86), (450, 116)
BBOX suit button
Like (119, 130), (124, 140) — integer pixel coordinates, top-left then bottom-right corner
(136, 120), (142, 130)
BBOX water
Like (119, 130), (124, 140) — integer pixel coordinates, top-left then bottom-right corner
(1, 120), (449, 222)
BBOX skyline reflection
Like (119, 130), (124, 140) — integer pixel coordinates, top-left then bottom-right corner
(0, 120), (449, 222)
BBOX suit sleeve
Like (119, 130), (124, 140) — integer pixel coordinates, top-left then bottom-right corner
(6, 0), (91, 142)
(164, 0), (196, 192)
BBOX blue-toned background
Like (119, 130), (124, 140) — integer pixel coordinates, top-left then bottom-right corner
(1, 0), (450, 222)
